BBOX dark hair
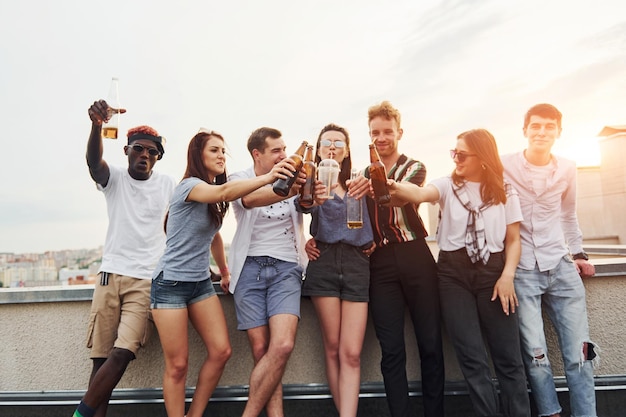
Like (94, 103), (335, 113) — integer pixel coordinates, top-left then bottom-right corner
(247, 127), (282, 155)
(183, 131), (229, 225)
(314, 123), (352, 189)
(368, 100), (402, 129)
(452, 129), (506, 206)
(523, 103), (562, 130)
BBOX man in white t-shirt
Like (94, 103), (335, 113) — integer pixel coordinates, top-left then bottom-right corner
(72, 100), (175, 417)
(228, 127), (307, 417)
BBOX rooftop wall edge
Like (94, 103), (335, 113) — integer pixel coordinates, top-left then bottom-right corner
(1, 255), (624, 305)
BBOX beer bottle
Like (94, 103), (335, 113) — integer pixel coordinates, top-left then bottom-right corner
(272, 140), (308, 197)
(299, 145), (316, 207)
(369, 143), (391, 205)
(102, 77), (121, 139)
(346, 168), (363, 228)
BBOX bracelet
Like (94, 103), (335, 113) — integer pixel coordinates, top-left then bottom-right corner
(219, 267), (230, 276)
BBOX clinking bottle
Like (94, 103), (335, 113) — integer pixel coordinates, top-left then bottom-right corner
(272, 140), (308, 197)
(369, 143), (391, 205)
(299, 145), (316, 207)
(102, 77), (121, 139)
(346, 168), (363, 228)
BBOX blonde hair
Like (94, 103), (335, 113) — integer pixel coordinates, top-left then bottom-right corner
(368, 101), (401, 129)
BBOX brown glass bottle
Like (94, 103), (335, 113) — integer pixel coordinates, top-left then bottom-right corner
(272, 140), (308, 197)
(369, 143), (391, 205)
(299, 145), (316, 207)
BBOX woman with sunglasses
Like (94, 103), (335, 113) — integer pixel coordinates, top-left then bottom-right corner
(150, 129), (293, 417)
(297, 123), (375, 417)
(388, 129), (530, 417)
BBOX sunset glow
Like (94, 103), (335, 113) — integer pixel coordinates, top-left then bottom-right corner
(553, 136), (601, 167)
(1, 1), (625, 252)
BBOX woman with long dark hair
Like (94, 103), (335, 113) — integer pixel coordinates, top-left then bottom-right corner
(389, 129), (530, 417)
(298, 123), (375, 417)
(150, 129), (292, 417)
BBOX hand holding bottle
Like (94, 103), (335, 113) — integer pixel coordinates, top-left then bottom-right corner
(368, 143), (391, 204)
(346, 169), (363, 229)
(265, 158), (300, 185)
(101, 77), (126, 139)
(276, 157), (308, 198)
(347, 174), (371, 200)
(273, 141), (308, 196)
(88, 100), (127, 125)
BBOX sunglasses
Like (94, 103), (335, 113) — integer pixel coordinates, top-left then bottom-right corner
(320, 139), (346, 148)
(450, 149), (476, 163)
(129, 144), (161, 157)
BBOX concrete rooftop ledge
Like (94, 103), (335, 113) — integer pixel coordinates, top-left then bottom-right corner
(585, 244), (626, 257)
(2, 254), (624, 305)
(589, 257), (626, 277)
(2, 250), (626, 417)
(0, 285), (95, 304)
(0, 282), (223, 305)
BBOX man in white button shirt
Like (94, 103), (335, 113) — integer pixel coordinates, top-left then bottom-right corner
(502, 103), (598, 417)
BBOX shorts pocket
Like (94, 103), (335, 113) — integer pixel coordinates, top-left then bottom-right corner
(350, 244), (370, 262)
(86, 312), (97, 349)
(317, 241), (331, 257)
(563, 254), (575, 264)
(155, 271), (179, 287)
(140, 312), (153, 348)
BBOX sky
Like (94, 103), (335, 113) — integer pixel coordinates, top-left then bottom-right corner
(1, 0), (625, 254)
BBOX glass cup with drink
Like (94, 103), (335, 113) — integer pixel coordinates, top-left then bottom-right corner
(317, 159), (340, 199)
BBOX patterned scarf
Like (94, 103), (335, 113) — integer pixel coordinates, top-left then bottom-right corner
(452, 182), (492, 265)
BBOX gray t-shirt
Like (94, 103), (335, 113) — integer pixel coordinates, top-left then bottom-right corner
(153, 177), (221, 282)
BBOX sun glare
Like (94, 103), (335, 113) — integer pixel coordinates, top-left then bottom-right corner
(553, 136), (601, 167)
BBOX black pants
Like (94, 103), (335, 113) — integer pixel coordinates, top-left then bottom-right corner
(438, 249), (530, 417)
(369, 239), (445, 417)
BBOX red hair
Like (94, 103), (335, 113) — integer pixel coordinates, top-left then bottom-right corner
(127, 125), (159, 138)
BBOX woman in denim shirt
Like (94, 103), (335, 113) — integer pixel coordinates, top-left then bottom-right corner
(299, 123), (375, 417)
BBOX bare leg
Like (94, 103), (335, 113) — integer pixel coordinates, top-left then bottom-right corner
(83, 348), (134, 417)
(337, 301), (368, 417)
(242, 314), (299, 417)
(264, 384), (284, 417)
(313, 297), (367, 417)
(152, 307), (190, 417)
(186, 296), (232, 417)
(311, 297), (341, 411)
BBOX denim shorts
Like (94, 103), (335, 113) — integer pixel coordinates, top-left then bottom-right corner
(233, 256), (303, 330)
(303, 241), (370, 302)
(150, 271), (217, 309)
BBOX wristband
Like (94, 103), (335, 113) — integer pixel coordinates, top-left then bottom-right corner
(572, 252), (589, 261)
(219, 267), (230, 276)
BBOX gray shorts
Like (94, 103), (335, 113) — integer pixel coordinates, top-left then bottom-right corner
(303, 241), (370, 302)
(233, 256), (303, 330)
